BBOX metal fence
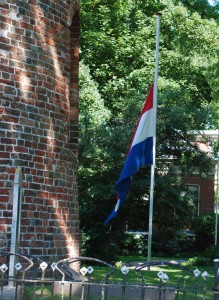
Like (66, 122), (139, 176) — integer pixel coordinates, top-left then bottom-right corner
(0, 251), (219, 300)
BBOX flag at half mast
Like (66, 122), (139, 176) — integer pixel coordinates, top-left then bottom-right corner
(104, 84), (155, 224)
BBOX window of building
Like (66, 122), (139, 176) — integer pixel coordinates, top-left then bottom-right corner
(185, 184), (200, 215)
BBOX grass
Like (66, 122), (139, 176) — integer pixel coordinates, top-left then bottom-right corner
(83, 255), (214, 284)
(23, 255), (216, 299)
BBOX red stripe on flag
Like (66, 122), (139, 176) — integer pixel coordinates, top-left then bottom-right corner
(141, 83), (154, 114)
(128, 84), (154, 153)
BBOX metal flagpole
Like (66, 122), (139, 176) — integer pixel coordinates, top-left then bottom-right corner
(147, 12), (161, 263)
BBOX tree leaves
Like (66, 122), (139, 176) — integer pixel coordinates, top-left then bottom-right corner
(79, 0), (219, 258)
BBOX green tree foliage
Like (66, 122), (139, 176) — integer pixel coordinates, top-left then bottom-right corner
(192, 212), (215, 251)
(79, 62), (125, 260)
(179, 0), (219, 19)
(79, 0), (219, 259)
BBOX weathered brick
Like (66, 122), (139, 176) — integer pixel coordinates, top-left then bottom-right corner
(0, 152), (10, 158)
(0, 0), (80, 263)
(1, 138), (16, 144)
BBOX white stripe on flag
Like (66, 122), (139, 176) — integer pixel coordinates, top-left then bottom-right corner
(131, 108), (155, 147)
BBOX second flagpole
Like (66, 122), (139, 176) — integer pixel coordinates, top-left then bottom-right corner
(147, 12), (161, 263)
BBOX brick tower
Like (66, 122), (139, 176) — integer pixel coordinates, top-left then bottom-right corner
(0, 0), (80, 260)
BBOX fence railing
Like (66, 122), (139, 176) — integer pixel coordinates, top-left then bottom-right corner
(1, 251), (219, 300)
(9, 167), (23, 287)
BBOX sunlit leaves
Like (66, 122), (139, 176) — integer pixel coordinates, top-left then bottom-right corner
(79, 0), (219, 258)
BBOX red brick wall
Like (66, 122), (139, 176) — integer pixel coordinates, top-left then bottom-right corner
(0, 0), (80, 261)
(182, 175), (215, 214)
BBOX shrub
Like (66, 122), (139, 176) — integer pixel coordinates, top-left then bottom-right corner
(187, 242), (219, 267)
(176, 232), (196, 254)
(187, 256), (209, 266)
(192, 212), (215, 252)
(81, 229), (120, 263)
(121, 233), (147, 256)
(204, 245), (219, 261)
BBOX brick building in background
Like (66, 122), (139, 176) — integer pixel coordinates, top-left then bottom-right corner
(0, 0), (80, 260)
(182, 130), (218, 215)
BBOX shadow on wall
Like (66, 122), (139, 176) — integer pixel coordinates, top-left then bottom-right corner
(0, 0), (80, 261)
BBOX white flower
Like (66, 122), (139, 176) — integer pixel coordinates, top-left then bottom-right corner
(134, 234), (141, 240)
(115, 261), (123, 268)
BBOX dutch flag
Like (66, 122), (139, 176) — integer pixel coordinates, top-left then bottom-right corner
(104, 84), (155, 224)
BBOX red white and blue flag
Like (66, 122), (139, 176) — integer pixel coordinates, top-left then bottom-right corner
(104, 84), (155, 224)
